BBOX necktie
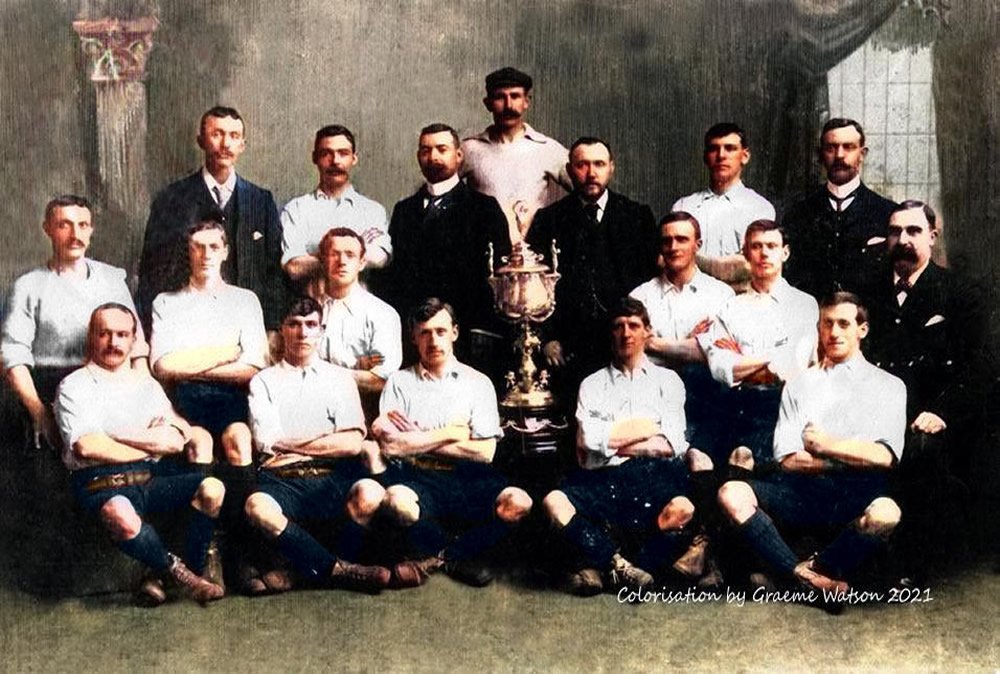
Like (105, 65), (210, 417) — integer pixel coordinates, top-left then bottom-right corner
(213, 186), (223, 207)
(829, 188), (858, 212)
(584, 203), (599, 223)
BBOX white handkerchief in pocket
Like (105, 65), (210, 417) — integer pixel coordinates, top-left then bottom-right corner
(252, 230), (264, 241)
(924, 314), (945, 327)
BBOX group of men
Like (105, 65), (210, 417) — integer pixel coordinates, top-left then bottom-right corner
(1, 65), (990, 608)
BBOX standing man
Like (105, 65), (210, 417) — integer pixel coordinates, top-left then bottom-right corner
(542, 298), (714, 596)
(783, 118), (897, 298)
(369, 299), (533, 588)
(461, 67), (571, 241)
(385, 123), (510, 367)
(3, 195), (148, 450)
(244, 297), (392, 594)
(317, 228), (402, 418)
(281, 125), (390, 294)
(138, 106), (284, 336)
(698, 220), (818, 465)
(861, 201), (991, 576)
(55, 304), (224, 605)
(527, 136), (659, 395)
(629, 211), (734, 449)
(672, 123), (775, 290)
(718, 293), (905, 602)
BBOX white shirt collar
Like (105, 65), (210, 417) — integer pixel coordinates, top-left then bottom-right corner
(610, 355), (653, 380)
(660, 267), (706, 294)
(706, 180), (746, 200)
(322, 284), (363, 316)
(278, 355), (321, 376)
(821, 351), (867, 373)
(315, 184), (357, 204)
(747, 276), (791, 302)
(201, 167), (237, 195)
(417, 357), (461, 381)
(426, 173), (460, 197)
(826, 175), (861, 199)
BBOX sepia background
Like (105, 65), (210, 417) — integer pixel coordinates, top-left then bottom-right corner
(0, 0), (997, 670)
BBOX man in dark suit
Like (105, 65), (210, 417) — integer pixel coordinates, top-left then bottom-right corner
(782, 118), (897, 298)
(526, 136), (658, 392)
(138, 106), (285, 338)
(862, 200), (991, 578)
(383, 123), (510, 370)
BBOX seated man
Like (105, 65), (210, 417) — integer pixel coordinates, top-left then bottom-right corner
(316, 227), (402, 418)
(697, 220), (818, 465)
(718, 293), (905, 600)
(3, 195), (147, 450)
(243, 297), (392, 594)
(543, 297), (714, 596)
(54, 303), (223, 605)
(629, 211), (734, 450)
(368, 298), (533, 587)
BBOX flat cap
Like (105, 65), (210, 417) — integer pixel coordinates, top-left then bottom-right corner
(485, 66), (533, 92)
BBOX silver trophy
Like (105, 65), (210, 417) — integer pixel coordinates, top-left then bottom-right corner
(487, 240), (561, 408)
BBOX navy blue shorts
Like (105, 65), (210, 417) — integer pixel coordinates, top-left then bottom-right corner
(256, 460), (368, 522)
(172, 381), (249, 438)
(560, 457), (690, 533)
(750, 471), (891, 533)
(378, 459), (508, 525)
(72, 459), (206, 515)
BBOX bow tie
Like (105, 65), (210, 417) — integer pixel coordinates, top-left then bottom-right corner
(894, 277), (912, 293)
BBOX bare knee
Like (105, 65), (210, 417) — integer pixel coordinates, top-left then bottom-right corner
(542, 490), (576, 528)
(657, 496), (695, 531)
(717, 480), (758, 525)
(346, 479), (386, 526)
(99, 496), (142, 542)
(383, 485), (420, 526)
(495, 487), (532, 523)
(222, 423), (253, 466)
(686, 448), (714, 473)
(858, 497), (901, 538)
(186, 426), (214, 465)
(191, 477), (225, 517)
(244, 492), (288, 538)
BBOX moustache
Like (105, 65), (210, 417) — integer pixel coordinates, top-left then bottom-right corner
(890, 245), (918, 262)
(500, 110), (521, 119)
(103, 348), (126, 357)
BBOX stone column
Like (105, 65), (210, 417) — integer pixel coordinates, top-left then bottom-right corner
(71, 17), (157, 263)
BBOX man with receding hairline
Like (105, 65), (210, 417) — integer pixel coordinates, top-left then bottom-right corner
(139, 106), (284, 334)
(383, 123), (509, 370)
(782, 118), (897, 298)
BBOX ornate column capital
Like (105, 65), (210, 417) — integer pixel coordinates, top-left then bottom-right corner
(72, 17), (158, 82)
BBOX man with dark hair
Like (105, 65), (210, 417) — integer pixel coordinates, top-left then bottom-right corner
(698, 220), (818, 465)
(542, 297), (715, 595)
(54, 303), (224, 605)
(672, 123), (775, 289)
(138, 106), (284, 336)
(861, 200), (991, 577)
(527, 136), (659, 391)
(629, 211), (734, 450)
(368, 298), (533, 588)
(461, 66), (571, 240)
(718, 292), (905, 604)
(3, 195), (148, 449)
(243, 296), (392, 594)
(316, 227), (401, 417)
(282, 125), (390, 292)
(782, 117), (897, 298)
(383, 122), (510, 369)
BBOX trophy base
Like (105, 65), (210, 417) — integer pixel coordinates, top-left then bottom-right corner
(501, 388), (555, 409)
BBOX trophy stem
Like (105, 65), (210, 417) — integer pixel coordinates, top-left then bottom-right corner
(501, 319), (553, 408)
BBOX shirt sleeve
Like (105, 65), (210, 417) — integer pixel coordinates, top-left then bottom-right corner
(280, 200), (308, 266)
(658, 371), (689, 458)
(575, 375), (617, 460)
(698, 304), (740, 387)
(877, 375), (908, 461)
(55, 375), (102, 449)
(368, 303), (402, 380)
(378, 372), (408, 416)
(107, 267), (150, 361)
(148, 293), (177, 365)
(772, 383), (804, 461)
(1, 274), (38, 370)
(467, 374), (502, 440)
(248, 373), (282, 456)
(238, 294), (269, 370)
(366, 202), (392, 263)
(330, 372), (366, 435)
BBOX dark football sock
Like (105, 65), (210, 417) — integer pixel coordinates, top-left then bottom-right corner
(276, 521), (336, 582)
(737, 510), (799, 577)
(117, 522), (171, 572)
